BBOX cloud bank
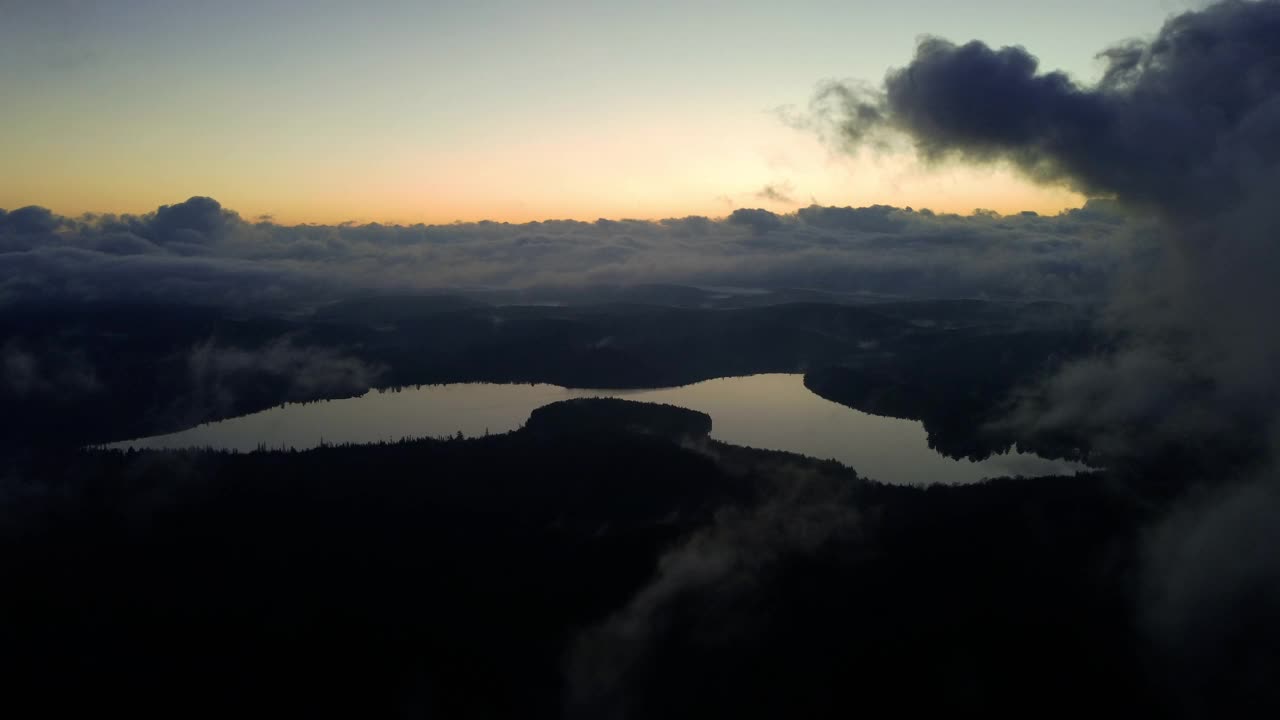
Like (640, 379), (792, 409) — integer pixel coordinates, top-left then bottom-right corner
(0, 196), (1135, 309)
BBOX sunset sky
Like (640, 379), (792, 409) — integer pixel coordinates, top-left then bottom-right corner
(2, 0), (1190, 223)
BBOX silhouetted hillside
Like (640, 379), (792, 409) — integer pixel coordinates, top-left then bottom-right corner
(0, 399), (1221, 719)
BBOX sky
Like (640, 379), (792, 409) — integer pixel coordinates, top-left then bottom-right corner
(2, 0), (1195, 223)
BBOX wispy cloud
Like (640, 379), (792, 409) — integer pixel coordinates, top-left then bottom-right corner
(755, 182), (797, 204)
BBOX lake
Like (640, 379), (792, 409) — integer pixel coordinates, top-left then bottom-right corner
(105, 373), (1084, 485)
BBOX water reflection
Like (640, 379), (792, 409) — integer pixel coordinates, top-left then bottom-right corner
(106, 374), (1084, 485)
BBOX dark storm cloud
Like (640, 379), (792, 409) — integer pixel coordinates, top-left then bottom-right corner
(818, 0), (1280, 456)
(816, 1), (1280, 704)
(0, 195), (1136, 308)
(819, 0), (1280, 217)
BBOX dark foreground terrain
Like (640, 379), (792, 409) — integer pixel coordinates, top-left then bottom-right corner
(3, 294), (1275, 718)
(2, 398), (1256, 719)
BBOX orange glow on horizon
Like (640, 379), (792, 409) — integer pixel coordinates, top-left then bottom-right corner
(0, 191), (1085, 227)
(0, 114), (1086, 226)
(2, 182), (1084, 227)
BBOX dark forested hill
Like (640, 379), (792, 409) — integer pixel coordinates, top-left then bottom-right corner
(1, 398), (1213, 719)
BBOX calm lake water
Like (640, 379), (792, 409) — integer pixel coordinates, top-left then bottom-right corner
(106, 374), (1084, 485)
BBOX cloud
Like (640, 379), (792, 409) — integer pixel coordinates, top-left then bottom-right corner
(812, 1), (1280, 708)
(755, 182), (797, 204)
(725, 207), (786, 233)
(185, 337), (383, 417)
(1140, 465), (1280, 713)
(815, 1), (1280, 217)
(565, 462), (860, 717)
(2, 340), (100, 397)
(0, 196), (1136, 309)
(0, 205), (59, 235)
(817, 0), (1280, 461)
(147, 195), (238, 248)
